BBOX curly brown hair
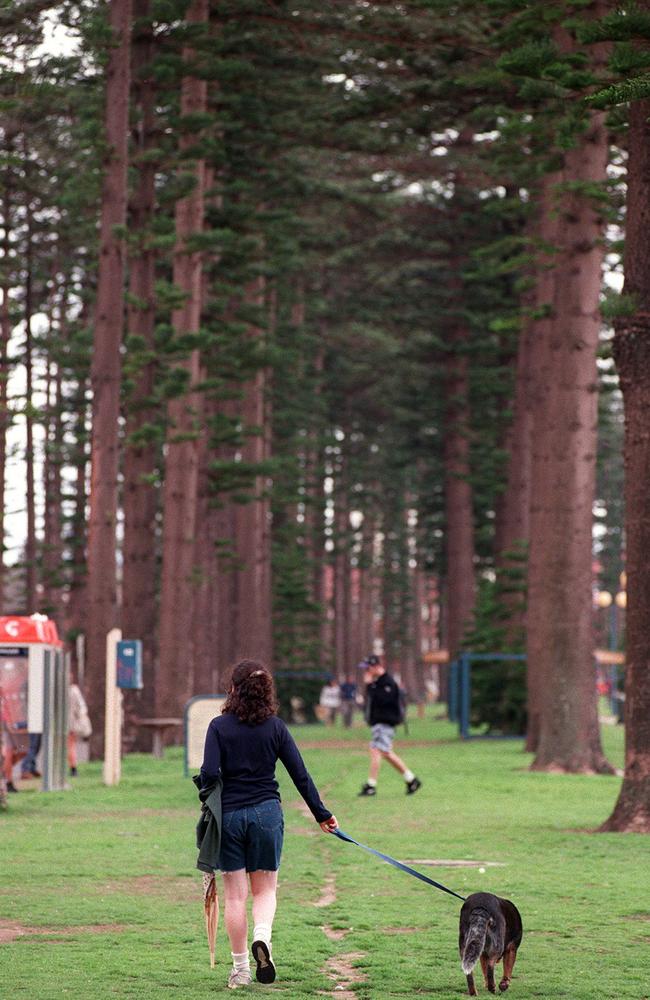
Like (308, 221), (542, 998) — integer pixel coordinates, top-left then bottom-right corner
(222, 660), (278, 725)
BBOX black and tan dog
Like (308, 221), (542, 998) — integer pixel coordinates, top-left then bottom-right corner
(459, 892), (523, 995)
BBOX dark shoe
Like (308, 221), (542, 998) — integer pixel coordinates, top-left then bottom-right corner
(406, 777), (421, 795)
(7, 781), (18, 793)
(252, 939), (276, 984)
(358, 783), (377, 797)
(70, 767), (78, 777)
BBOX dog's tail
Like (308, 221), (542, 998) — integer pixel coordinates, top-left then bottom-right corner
(461, 911), (489, 975)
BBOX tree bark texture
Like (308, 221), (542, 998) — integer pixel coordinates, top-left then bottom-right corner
(64, 377), (90, 645)
(0, 176), (13, 607)
(333, 466), (349, 679)
(23, 200), (37, 611)
(528, 107), (612, 774)
(232, 288), (273, 667)
(495, 317), (533, 564)
(602, 98), (650, 829)
(122, 0), (158, 743)
(411, 563), (426, 702)
(41, 282), (65, 624)
(192, 420), (222, 695)
(356, 513), (376, 663)
(443, 330), (476, 660)
(157, 0), (208, 720)
(86, 0), (132, 753)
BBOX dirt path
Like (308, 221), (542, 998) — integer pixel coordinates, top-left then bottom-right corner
(311, 858), (368, 999)
(321, 951), (367, 999)
(297, 739), (449, 750)
(0, 919), (126, 943)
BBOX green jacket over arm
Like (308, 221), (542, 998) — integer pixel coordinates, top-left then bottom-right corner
(193, 773), (223, 874)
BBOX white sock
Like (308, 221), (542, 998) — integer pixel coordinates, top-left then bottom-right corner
(253, 923), (272, 946)
(232, 951), (250, 972)
(403, 769), (415, 783)
(366, 777), (377, 787)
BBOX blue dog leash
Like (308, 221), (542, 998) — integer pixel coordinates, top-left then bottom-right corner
(331, 827), (466, 903)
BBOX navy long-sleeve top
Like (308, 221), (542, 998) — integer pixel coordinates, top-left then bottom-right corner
(200, 712), (332, 823)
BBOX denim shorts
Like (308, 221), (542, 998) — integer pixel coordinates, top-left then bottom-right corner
(219, 799), (284, 873)
(370, 723), (395, 752)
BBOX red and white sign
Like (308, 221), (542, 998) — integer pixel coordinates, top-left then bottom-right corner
(0, 615), (62, 646)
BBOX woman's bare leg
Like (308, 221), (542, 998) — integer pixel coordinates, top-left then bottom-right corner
(221, 869), (249, 954)
(250, 868), (278, 942)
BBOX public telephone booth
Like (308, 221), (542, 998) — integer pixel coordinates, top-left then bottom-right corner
(0, 614), (68, 792)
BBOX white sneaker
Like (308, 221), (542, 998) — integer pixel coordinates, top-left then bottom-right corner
(227, 967), (252, 989)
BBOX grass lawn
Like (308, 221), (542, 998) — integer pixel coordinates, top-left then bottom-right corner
(1, 710), (647, 1000)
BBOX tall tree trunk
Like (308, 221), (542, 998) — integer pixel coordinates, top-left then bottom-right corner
(601, 98), (650, 828)
(443, 132), (477, 674)
(216, 499), (237, 670)
(412, 560), (426, 703)
(443, 326), (476, 661)
(494, 318), (533, 564)
(528, 105), (612, 774)
(65, 377), (90, 645)
(304, 351), (327, 664)
(356, 512), (375, 664)
(218, 277), (274, 668)
(122, 0), (158, 742)
(157, 0), (208, 719)
(23, 200), (37, 611)
(232, 302), (273, 665)
(192, 390), (222, 695)
(494, 194), (534, 572)
(333, 458), (349, 679)
(523, 184), (560, 752)
(192, 163), (222, 696)
(86, 0), (133, 753)
(42, 278), (65, 623)
(0, 178), (13, 607)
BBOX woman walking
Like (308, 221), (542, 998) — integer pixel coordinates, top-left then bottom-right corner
(67, 679), (92, 776)
(200, 659), (339, 989)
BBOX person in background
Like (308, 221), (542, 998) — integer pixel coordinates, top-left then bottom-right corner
(200, 659), (338, 990)
(318, 676), (341, 726)
(358, 654), (421, 797)
(339, 675), (357, 729)
(1, 689), (16, 796)
(1, 683), (27, 793)
(68, 680), (92, 776)
(20, 731), (41, 781)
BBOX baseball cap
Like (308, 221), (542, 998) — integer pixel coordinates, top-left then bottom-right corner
(365, 654), (380, 666)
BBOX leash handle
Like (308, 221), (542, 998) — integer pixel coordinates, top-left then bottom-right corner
(331, 827), (466, 903)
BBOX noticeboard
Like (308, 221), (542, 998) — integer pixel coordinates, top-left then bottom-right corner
(116, 640), (143, 689)
(184, 695), (226, 776)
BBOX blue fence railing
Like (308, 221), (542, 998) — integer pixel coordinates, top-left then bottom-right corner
(449, 652), (527, 739)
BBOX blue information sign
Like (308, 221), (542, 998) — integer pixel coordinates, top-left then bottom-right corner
(116, 640), (143, 689)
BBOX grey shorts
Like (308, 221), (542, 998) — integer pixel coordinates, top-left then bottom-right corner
(370, 723), (395, 752)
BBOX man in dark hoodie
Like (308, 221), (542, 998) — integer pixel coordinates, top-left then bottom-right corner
(358, 654), (421, 797)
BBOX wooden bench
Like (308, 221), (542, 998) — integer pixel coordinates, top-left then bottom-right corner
(134, 718), (183, 759)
